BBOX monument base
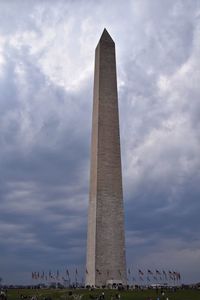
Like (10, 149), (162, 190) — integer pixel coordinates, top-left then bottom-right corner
(106, 279), (123, 288)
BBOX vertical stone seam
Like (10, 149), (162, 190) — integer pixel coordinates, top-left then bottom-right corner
(115, 49), (127, 283)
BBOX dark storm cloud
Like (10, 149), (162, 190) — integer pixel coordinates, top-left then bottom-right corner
(118, 1), (200, 281)
(0, 0), (200, 284)
(0, 15), (91, 283)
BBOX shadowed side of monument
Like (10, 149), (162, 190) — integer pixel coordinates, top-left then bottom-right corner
(86, 29), (127, 287)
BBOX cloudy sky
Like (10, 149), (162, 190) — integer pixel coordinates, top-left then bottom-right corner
(0, 0), (200, 285)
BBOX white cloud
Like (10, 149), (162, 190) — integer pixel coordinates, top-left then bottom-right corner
(0, 35), (6, 76)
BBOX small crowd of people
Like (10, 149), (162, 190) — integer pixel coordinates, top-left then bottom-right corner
(89, 291), (121, 300)
(147, 290), (170, 300)
(0, 290), (7, 300)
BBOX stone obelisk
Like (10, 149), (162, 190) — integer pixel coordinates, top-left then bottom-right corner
(86, 29), (126, 287)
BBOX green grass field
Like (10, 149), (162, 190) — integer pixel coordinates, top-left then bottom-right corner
(5, 288), (200, 300)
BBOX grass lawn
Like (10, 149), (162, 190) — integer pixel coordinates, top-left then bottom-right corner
(6, 288), (200, 300)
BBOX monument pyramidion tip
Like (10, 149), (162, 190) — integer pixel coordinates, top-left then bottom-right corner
(99, 28), (115, 44)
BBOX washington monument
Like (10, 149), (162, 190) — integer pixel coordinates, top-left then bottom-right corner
(86, 29), (127, 287)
